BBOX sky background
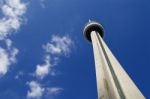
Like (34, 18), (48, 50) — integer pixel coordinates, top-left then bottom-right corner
(0, 0), (150, 99)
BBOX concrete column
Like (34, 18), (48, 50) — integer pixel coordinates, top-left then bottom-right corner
(90, 31), (145, 99)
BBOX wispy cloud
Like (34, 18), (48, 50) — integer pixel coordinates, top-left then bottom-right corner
(27, 35), (74, 99)
(0, 39), (19, 76)
(27, 81), (63, 99)
(15, 71), (24, 79)
(43, 35), (73, 56)
(35, 56), (51, 79)
(46, 87), (63, 96)
(0, 0), (27, 39)
(39, 0), (46, 8)
(27, 81), (45, 99)
(0, 0), (27, 76)
(0, 48), (10, 75)
(36, 35), (73, 79)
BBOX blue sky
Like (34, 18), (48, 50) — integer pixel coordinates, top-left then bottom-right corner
(0, 0), (150, 99)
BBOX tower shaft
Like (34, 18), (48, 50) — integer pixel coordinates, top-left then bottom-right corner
(91, 31), (145, 99)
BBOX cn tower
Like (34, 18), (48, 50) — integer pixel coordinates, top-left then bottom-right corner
(83, 21), (145, 99)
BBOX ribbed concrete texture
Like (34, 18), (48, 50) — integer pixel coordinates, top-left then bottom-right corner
(90, 31), (145, 99)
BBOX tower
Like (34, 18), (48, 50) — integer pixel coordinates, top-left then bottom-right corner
(83, 21), (145, 99)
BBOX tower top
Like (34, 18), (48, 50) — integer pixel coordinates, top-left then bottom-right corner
(83, 20), (104, 42)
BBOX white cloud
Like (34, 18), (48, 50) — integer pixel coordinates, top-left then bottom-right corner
(47, 87), (63, 96)
(0, 40), (18, 76)
(28, 35), (74, 98)
(35, 64), (49, 79)
(27, 81), (63, 99)
(0, 0), (27, 39)
(40, 0), (46, 8)
(35, 35), (73, 79)
(5, 39), (19, 64)
(9, 47), (19, 63)
(35, 56), (51, 79)
(27, 81), (45, 99)
(0, 48), (10, 75)
(43, 35), (73, 56)
(15, 71), (23, 79)
(5, 39), (12, 48)
(0, 0), (26, 76)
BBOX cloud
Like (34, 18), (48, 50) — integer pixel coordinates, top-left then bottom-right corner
(0, 0), (27, 76)
(39, 0), (46, 8)
(43, 35), (73, 56)
(0, 39), (19, 76)
(15, 71), (24, 79)
(35, 35), (73, 79)
(26, 35), (73, 99)
(27, 81), (45, 99)
(0, 0), (27, 39)
(5, 39), (12, 48)
(46, 87), (63, 96)
(9, 47), (18, 63)
(35, 56), (51, 79)
(27, 81), (63, 99)
(0, 48), (10, 75)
